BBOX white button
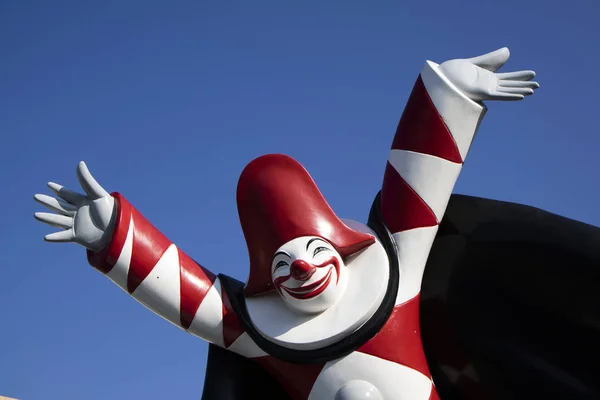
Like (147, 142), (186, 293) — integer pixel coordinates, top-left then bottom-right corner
(335, 380), (383, 400)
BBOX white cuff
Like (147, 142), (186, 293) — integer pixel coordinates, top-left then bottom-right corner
(421, 61), (487, 161)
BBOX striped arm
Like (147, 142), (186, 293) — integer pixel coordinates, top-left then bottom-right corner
(381, 61), (486, 304)
(381, 61), (486, 306)
(86, 193), (253, 353)
(371, 61), (487, 400)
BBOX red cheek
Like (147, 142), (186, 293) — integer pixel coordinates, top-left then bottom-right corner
(315, 256), (340, 284)
(273, 274), (290, 294)
(333, 258), (340, 284)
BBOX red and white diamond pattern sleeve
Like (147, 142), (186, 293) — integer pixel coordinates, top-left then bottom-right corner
(380, 60), (487, 306)
(86, 193), (247, 349)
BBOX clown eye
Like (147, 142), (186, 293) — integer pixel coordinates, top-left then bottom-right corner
(275, 260), (288, 270)
(313, 246), (329, 256)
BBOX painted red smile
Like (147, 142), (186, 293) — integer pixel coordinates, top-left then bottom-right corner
(282, 268), (333, 299)
(274, 256), (340, 300)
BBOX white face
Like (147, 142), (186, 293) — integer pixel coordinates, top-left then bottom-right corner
(271, 236), (347, 314)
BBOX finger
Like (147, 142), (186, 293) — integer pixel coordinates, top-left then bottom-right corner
(488, 90), (525, 101)
(45, 229), (75, 243)
(35, 212), (74, 229)
(497, 86), (535, 95)
(77, 161), (109, 199)
(468, 47), (510, 72)
(34, 194), (76, 216)
(48, 182), (86, 205)
(498, 80), (540, 88)
(496, 70), (536, 81)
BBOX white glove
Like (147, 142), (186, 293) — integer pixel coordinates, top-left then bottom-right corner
(439, 47), (539, 101)
(34, 161), (115, 252)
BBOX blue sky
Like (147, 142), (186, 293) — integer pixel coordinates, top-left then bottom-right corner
(2, 1), (599, 399)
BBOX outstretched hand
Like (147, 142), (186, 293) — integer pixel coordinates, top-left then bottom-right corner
(34, 162), (115, 252)
(439, 47), (539, 102)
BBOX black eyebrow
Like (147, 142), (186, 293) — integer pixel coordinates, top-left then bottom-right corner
(306, 237), (327, 251)
(273, 251), (291, 260)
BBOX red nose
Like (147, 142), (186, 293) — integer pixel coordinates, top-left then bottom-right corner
(290, 259), (316, 281)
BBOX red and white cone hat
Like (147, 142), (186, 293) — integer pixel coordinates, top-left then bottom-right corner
(237, 154), (375, 296)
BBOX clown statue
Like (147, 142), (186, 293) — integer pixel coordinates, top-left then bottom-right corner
(34, 48), (552, 400)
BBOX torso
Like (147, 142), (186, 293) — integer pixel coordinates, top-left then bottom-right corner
(253, 295), (433, 400)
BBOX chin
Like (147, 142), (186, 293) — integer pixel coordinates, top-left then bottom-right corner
(285, 289), (340, 315)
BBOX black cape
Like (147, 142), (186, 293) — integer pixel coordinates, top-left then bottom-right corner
(200, 194), (600, 400)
